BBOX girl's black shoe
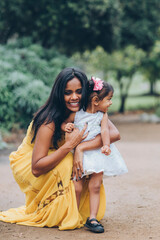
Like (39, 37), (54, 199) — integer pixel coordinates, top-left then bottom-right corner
(84, 218), (104, 233)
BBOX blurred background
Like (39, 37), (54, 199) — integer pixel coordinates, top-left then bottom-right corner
(0, 0), (160, 147)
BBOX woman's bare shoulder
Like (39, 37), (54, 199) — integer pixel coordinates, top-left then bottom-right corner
(43, 121), (55, 132)
(35, 122), (55, 143)
(33, 122), (55, 154)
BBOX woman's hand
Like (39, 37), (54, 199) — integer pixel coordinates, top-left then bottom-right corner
(65, 123), (88, 150)
(32, 123), (88, 177)
(72, 146), (84, 180)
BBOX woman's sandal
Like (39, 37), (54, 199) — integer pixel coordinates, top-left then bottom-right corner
(84, 218), (104, 233)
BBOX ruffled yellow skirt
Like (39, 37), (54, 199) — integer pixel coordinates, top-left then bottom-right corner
(0, 124), (106, 230)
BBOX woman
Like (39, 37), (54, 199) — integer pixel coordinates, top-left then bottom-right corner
(0, 67), (120, 230)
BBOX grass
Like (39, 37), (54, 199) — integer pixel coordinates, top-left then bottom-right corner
(108, 73), (160, 113)
(109, 95), (158, 113)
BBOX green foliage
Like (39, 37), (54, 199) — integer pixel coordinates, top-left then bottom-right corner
(72, 45), (146, 112)
(109, 95), (157, 112)
(1, 0), (160, 54)
(141, 41), (160, 94)
(103, 45), (146, 113)
(119, 0), (160, 51)
(0, 131), (7, 150)
(125, 96), (156, 112)
(155, 95), (160, 117)
(0, 38), (73, 130)
(155, 105), (160, 117)
(14, 80), (50, 127)
(0, 0), (118, 53)
(0, 80), (16, 130)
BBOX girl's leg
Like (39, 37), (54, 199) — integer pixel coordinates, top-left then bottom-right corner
(73, 178), (84, 209)
(88, 172), (103, 220)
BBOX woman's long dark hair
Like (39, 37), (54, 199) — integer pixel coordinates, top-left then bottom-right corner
(31, 67), (88, 148)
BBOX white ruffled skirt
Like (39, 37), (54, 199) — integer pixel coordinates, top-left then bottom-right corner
(82, 143), (128, 177)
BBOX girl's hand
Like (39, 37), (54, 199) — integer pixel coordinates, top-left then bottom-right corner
(65, 123), (88, 150)
(73, 146), (84, 181)
(65, 123), (74, 133)
(101, 145), (111, 156)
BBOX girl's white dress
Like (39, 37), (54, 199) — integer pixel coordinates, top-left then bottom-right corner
(74, 109), (128, 177)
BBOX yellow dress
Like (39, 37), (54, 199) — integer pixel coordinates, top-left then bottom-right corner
(0, 122), (106, 230)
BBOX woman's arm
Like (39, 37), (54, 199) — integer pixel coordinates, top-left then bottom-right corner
(108, 119), (121, 143)
(32, 122), (87, 177)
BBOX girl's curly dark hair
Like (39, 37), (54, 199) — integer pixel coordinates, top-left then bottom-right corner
(84, 77), (114, 110)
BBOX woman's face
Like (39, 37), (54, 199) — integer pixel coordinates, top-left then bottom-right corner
(64, 77), (82, 112)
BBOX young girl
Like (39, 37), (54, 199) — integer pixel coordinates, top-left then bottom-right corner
(61, 77), (128, 233)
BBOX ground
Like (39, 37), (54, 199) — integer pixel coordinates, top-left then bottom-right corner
(0, 114), (160, 240)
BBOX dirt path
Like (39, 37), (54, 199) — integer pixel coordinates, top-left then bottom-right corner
(0, 120), (160, 240)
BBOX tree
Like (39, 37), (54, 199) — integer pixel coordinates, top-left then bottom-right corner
(119, 0), (160, 51)
(0, 0), (121, 54)
(142, 41), (160, 95)
(104, 46), (146, 112)
(1, 0), (160, 55)
(73, 45), (145, 113)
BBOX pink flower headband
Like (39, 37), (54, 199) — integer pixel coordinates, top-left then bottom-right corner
(91, 76), (104, 91)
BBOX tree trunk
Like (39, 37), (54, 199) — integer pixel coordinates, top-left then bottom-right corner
(149, 81), (154, 95)
(119, 95), (126, 113)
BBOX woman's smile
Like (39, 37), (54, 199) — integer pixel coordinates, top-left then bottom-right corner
(64, 77), (82, 112)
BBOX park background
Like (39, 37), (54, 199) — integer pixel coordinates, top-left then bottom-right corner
(0, 1), (160, 240)
(0, 0), (160, 139)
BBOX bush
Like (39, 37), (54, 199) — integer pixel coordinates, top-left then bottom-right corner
(155, 105), (160, 117)
(0, 38), (73, 130)
(0, 80), (16, 130)
(14, 80), (50, 127)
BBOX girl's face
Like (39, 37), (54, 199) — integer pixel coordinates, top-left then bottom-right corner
(98, 91), (113, 113)
(64, 77), (82, 112)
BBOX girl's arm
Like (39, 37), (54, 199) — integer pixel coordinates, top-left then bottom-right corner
(61, 112), (75, 132)
(32, 121), (87, 177)
(74, 116), (120, 153)
(101, 112), (110, 147)
(101, 113), (111, 155)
